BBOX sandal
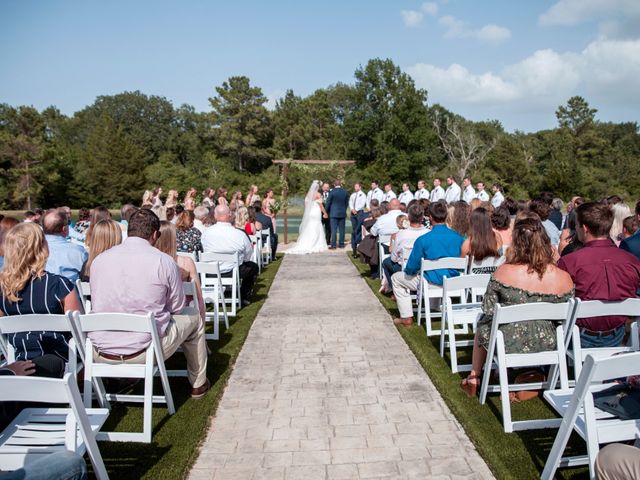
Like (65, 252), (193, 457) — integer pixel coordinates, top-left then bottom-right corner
(461, 374), (480, 398)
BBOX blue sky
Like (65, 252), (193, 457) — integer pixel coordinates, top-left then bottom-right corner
(1, 0), (638, 131)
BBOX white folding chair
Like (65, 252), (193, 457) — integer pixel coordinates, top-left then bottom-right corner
(261, 229), (272, 265)
(0, 373), (110, 480)
(567, 298), (640, 381)
(75, 280), (91, 314)
(200, 251), (241, 316)
(377, 234), (391, 279)
(467, 255), (505, 275)
(177, 251), (199, 262)
(542, 352), (640, 479)
(479, 301), (575, 433)
(439, 274), (490, 373)
(249, 234), (262, 273)
(195, 261), (229, 340)
(416, 256), (469, 335)
(73, 312), (175, 443)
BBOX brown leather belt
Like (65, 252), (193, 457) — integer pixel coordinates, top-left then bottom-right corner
(579, 326), (622, 337)
(96, 349), (145, 361)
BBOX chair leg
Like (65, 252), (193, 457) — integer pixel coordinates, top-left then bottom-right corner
(143, 362), (154, 443)
(497, 340), (512, 433)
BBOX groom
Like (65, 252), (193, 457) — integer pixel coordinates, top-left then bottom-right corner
(325, 178), (349, 249)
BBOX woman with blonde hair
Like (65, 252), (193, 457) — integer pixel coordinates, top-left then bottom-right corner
(611, 202), (631, 246)
(142, 190), (153, 207)
(247, 185), (260, 205)
(154, 221), (206, 322)
(0, 223), (81, 361)
(165, 189), (179, 209)
(84, 206), (112, 246)
(83, 219), (122, 281)
(217, 187), (229, 207)
(229, 190), (244, 212)
(184, 188), (197, 211)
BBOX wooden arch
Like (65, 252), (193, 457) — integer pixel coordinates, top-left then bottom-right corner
(272, 159), (356, 244)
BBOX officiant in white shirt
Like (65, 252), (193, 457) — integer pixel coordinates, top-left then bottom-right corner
(430, 178), (445, 202)
(366, 181), (384, 210)
(445, 176), (461, 204)
(414, 179), (429, 200)
(462, 177), (475, 203)
(398, 183), (413, 205)
(382, 183), (396, 202)
(349, 182), (368, 256)
(475, 181), (490, 202)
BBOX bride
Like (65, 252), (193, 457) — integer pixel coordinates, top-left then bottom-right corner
(287, 180), (329, 255)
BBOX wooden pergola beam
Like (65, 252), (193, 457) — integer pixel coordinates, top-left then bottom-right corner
(273, 159), (356, 244)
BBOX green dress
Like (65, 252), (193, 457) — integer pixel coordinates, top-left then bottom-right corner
(476, 277), (574, 354)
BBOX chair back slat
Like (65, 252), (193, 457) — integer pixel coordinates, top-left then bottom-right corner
(574, 298), (640, 319)
(494, 301), (574, 325)
(421, 256), (468, 272)
(74, 313), (155, 334)
(200, 251), (239, 264)
(0, 314), (72, 334)
(443, 273), (491, 292)
(0, 375), (70, 403)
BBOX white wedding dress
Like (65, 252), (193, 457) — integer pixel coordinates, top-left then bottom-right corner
(287, 182), (328, 255)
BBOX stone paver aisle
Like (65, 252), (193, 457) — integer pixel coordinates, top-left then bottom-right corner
(190, 253), (494, 479)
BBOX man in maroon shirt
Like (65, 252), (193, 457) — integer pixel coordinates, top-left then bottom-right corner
(558, 202), (640, 348)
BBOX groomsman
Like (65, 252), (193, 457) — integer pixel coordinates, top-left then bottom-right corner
(366, 181), (384, 210)
(349, 183), (368, 256)
(430, 178), (445, 202)
(462, 177), (476, 203)
(398, 183), (414, 205)
(491, 183), (504, 208)
(445, 175), (461, 204)
(382, 183), (396, 202)
(321, 182), (331, 243)
(414, 179), (430, 200)
(475, 182), (490, 202)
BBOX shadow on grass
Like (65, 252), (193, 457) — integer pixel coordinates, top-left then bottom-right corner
(94, 256), (283, 480)
(348, 253), (590, 480)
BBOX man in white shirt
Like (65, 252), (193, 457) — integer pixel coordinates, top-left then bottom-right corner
(398, 183), (414, 205)
(462, 177), (476, 203)
(491, 183), (505, 208)
(349, 182), (368, 256)
(444, 176), (462, 204)
(201, 206), (259, 305)
(371, 199), (404, 236)
(193, 206), (209, 234)
(382, 183), (397, 202)
(475, 182), (490, 202)
(430, 178), (445, 202)
(366, 181), (384, 210)
(414, 179), (429, 200)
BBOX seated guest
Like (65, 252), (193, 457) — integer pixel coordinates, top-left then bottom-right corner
(165, 207), (176, 223)
(74, 208), (91, 234)
(0, 217), (20, 270)
(175, 210), (203, 254)
(558, 202), (640, 347)
(391, 202), (464, 327)
(58, 206), (85, 243)
(82, 219), (122, 281)
(461, 207), (504, 273)
(461, 217), (574, 396)
(620, 200), (640, 260)
(381, 204), (427, 293)
(491, 206), (512, 250)
(84, 206), (112, 246)
(23, 210), (38, 223)
(43, 209), (88, 282)
(450, 201), (471, 238)
(202, 206), (260, 306)
(155, 221), (206, 322)
(0, 223), (81, 361)
(235, 206), (262, 236)
(623, 215), (639, 239)
(595, 443), (640, 480)
(193, 206), (209, 234)
(253, 201), (278, 259)
(88, 209), (209, 398)
(529, 199), (560, 247)
(550, 197), (564, 230)
(611, 202), (632, 246)
(119, 203), (137, 238)
(370, 199), (403, 236)
(559, 207), (584, 256)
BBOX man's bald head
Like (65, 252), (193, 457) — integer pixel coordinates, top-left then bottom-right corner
(214, 205), (231, 223)
(388, 199), (401, 211)
(43, 209), (68, 236)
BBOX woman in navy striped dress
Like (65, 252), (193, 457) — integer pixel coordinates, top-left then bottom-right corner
(0, 223), (82, 362)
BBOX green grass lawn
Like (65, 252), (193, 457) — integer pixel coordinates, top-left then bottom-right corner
(348, 254), (590, 480)
(93, 255), (282, 479)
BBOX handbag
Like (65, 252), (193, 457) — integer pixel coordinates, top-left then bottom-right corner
(510, 370), (546, 402)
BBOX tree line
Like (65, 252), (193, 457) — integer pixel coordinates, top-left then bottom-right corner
(1, 58), (639, 210)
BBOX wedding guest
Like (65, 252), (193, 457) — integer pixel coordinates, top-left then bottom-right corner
(59, 206), (85, 243)
(165, 189), (179, 209)
(184, 188), (197, 211)
(469, 198), (482, 211)
(0, 223), (81, 361)
(23, 211), (38, 223)
(142, 190), (153, 207)
(611, 202), (632, 246)
(462, 177), (475, 204)
(120, 203), (137, 234)
(0, 217), (19, 270)
(217, 187), (229, 207)
(166, 207), (176, 223)
(247, 185), (260, 205)
(155, 221), (206, 322)
(202, 206), (259, 306)
(246, 206), (263, 235)
(622, 216), (639, 239)
(430, 178), (445, 202)
(262, 189), (277, 231)
(151, 187), (163, 208)
(85, 206), (112, 246)
(175, 211), (203, 254)
(444, 176), (462, 204)
(414, 179), (430, 200)
(371, 199), (403, 236)
(595, 444), (640, 480)
(550, 198), (564, 230)
(491, 206), (512, 250)
(558, 202), (640, 348)
(366, 181), (384, 210)
(74, 208), (91, 234)
(193, 206), (209, 234)
(476, 182), (490, 202)
(391, 201), (464, 327)
(254, 201), (278, 258)
(229, 190), (244, 211)
(83, 219), (122, 281)
(234, 206), (251, 233)
(398, 183), (413, 205)
(529, 199), (560, 247)
(43, 209), (88, 282)
(450, 201), (471, 238)
(461, 207), (502, 261)
(89, 208), (209, 398)
(491, 183), (504, 208)
(460, 217), (574, 396)
(620, 201), (640, 260)
(202, 188), (215, 209)
(559, 208), (584, 256)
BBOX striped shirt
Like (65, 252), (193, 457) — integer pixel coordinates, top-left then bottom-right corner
(0, 272), (74, 361)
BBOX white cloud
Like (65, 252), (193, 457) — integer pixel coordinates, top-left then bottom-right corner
(540, 0), (640, 26)
(407, 37), (640, 114)
(438, 15), (511, 44)
(421, 2), (438, 16)
(401, 9), (423, 28)
(265, 89), (286, 110)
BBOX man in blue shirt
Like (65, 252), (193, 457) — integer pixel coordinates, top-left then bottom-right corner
(620, 200), (640, 261)
(43, 209), (88, 282)
(391, 201), (464, 326)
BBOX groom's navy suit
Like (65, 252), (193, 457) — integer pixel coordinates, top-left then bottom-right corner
(326, 186), (349, 248)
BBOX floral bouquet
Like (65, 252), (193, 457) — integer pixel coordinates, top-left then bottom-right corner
(271, 200), (281, 215)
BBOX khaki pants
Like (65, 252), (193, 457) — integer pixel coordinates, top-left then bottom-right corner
(95, 309), (208, 388)
(391, 271), (420, 319)
(595, 444), (640, 480)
